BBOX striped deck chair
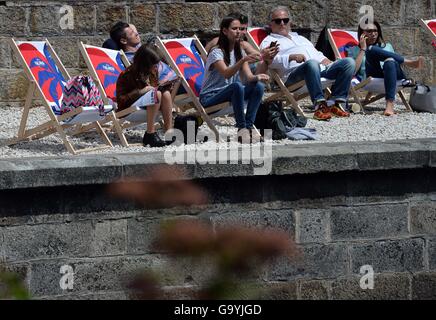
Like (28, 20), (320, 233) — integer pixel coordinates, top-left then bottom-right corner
(247, 27), (334, 117)
(419, 19), (436, 49)
(80, 43), (189, 146)
(8, 39), (114, 154)
(327, 29), (412, 112)
(156, 36), (236, 142)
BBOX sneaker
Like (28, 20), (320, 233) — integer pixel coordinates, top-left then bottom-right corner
(249, 128), (264, 143)
(313, 102), (332, 121)
(237, 128), (251, 144)
(329, 102), (350, 117)
(142, 132), (167, 148)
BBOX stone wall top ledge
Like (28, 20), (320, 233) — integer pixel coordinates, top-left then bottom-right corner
(0, 139), (434, 190)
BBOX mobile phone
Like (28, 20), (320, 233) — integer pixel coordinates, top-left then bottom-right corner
(269, 41), (277, 48)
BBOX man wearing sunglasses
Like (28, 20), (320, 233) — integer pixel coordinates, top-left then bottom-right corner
(260, 6), (355, 121)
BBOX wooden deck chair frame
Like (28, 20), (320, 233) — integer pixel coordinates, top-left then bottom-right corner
(420, 19), (436, 42)
(80, 42), (191, 147)
(80, 42), (142, 147)
(8, 38), (114, 155)
(246, 27), (336, 118)
(109, 44), (190, 112)
(327, 29), (412, 112)
(117, 48), (191, 117)
(156, 35), (236, 142)
(105, 44), (190, 111)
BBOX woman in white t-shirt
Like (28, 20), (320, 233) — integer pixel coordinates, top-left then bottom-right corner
(199, 16), (270, 143)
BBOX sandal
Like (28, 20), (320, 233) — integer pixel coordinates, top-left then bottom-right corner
(401, 79), (416, 88)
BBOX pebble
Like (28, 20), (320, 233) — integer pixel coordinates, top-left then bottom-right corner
(0, 99), (434, 159)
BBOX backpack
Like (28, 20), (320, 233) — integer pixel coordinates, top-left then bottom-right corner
(254, 101), (307, 140)
(173, 114), (204, 144)
(61, 75), (105, 115)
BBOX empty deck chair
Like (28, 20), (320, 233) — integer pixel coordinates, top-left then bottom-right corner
(8, 39), (114, 154)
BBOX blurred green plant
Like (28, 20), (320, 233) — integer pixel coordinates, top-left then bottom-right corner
(0, 265), (30, 300)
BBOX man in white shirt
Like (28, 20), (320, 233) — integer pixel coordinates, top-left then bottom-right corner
(260, 6), (355, 120)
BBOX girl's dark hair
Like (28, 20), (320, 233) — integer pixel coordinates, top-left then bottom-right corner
(228, 12), (248, 25)
(358, 20), (386, 48)
(127, 44), (161, 81)
(216, 16), (243, 66)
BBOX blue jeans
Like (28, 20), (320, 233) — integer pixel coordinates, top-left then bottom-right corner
(200, 81), (265, 129)
(365, 45), (406, 101)
(285, 58), (355, 103)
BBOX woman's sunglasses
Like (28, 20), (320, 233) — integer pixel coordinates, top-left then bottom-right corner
(272, 18), (290, 25)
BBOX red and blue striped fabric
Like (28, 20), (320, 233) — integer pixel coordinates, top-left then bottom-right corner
(330, 30), (359, 58)
(85, 46), (125, 101)
(249, 28), (269, 47)
(157, 61), (178, 86)
(17, 41), (66, 115)
(426, 20), (436, 49)
(164, 39), (204, 97)
(428, 20), (436, 35)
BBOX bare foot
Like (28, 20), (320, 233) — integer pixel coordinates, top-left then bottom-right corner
(404, 56), (425, 69)
(383, 101), (395, 116)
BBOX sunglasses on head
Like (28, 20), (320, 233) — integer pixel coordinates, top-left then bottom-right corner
(272, 18), (290, 25)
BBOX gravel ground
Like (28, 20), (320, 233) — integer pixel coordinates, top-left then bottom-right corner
(0, 97), (435, 159)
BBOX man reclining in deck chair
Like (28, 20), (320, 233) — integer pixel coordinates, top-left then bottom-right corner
(104, 21), (141, 63)
(259, 6), (355, 121)
(105, 21), (187, 99)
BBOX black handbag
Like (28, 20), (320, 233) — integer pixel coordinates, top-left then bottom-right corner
(173, 114), (203, 144)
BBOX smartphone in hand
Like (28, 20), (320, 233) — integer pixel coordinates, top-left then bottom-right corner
(269, 41), (278, 48)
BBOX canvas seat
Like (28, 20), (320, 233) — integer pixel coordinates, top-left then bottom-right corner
(156, 36), (248, 142)
(8, 39), (115, 154)
(80, 42), (189, 147)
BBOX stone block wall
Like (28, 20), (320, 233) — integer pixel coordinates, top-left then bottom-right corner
(1, 194), (436, 299)
(0, 140), (435, 299)
(0, 0), (435, 108)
